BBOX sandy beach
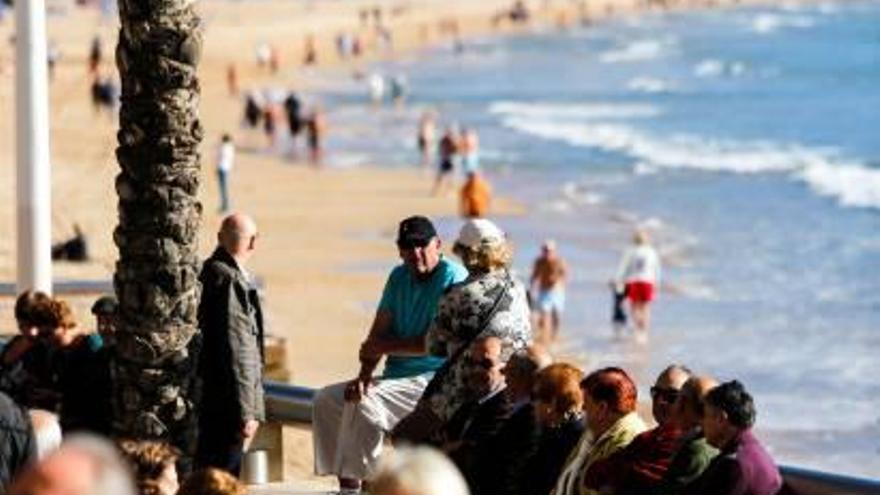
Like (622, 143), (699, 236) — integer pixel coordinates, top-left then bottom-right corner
(0, 0), (781, 486)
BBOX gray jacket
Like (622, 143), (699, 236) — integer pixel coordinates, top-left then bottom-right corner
(0, 391), (35, 494)
(197, 247), (265, 428)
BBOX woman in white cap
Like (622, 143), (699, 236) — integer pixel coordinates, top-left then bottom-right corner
(393, 218), (532, 442)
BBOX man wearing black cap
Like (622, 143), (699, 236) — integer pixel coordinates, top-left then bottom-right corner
(90, 295), (118, 345)
(313, 215), (468, 492)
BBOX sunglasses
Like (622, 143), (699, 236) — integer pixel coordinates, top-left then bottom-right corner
(650, 386), (681, 403)
(465, 357), (496, 370)
(397, 238), (431, 250)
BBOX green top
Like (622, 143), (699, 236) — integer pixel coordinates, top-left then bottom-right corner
(656, 433), (720, 495)
(378, 257), (468, 379)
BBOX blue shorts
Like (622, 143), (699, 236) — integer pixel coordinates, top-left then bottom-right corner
(536, 288), (565, 314)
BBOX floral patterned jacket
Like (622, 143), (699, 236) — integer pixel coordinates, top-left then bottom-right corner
(421, 269), (532, 422)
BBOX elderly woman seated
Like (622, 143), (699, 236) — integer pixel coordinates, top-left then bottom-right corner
(524, 362), (587, 495)
(393, 218), (532, 444)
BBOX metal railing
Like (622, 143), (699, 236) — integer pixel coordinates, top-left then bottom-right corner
(262, 380), (880, 495)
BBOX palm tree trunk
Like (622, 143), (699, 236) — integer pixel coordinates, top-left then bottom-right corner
(112, 0), (203, 467)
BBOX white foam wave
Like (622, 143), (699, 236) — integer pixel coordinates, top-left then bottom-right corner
(497, 108), (880, 209)
(798, 160), (880, 209)
(694, 59), (724, 78)
(750, 13), (816, 34)
(561, 182), (604, 205)
(634, 162), (658, 175)
(599, 38), (672, 63)
(489, 101), (661, 120)
(626, 77), (677, 94)
(671, 281), (720, 301)
(694, 59), (747, 78)
(501, 117), (810, 173)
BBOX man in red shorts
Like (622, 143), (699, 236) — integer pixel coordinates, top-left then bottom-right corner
(614, 229), (661, 342)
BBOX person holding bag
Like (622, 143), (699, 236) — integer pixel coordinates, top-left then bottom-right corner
(393, 219), (532, 444)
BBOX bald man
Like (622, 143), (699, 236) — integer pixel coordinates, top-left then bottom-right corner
(195, 213), (265, 475)
(10, 435), (136, 495)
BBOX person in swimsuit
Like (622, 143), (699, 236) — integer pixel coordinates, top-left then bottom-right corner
(530, 240), (568, 343)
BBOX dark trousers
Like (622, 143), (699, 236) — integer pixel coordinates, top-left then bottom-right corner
(195, 422), (244, 476)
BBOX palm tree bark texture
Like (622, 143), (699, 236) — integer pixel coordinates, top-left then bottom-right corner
(112, 0), (204, 466)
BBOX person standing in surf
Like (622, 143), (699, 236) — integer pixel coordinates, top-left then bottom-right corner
(614, 229), (661, 342)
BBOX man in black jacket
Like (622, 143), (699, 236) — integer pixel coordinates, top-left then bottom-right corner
(195, 213), (264, 475)
(442, 336), (512, 478)
(467, 345), (551, 495)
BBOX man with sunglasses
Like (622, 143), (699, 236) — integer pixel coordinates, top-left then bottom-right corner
(313, 215), (467, 492)
(582, 364), (691, 495)
(441, 336), (512, 475)
(658, 375), (720, 494)
(195, 213), (264, 475)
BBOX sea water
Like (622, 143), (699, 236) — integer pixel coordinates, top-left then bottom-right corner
(311, 0), (880, 476)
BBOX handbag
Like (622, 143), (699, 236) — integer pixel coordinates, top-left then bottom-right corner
(392, 271), (512, 444)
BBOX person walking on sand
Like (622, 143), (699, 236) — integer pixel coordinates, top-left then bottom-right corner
(306, 106), (327, 165)
(530, 240), (567, 343)
(614, 229), (660, 342)
(459, 171), (492, 219)
(216, 134), (235, 213)
(262, 101), (278, 151)
(432, 127), (459, 196)
(460, 128), (481, 175)
(418, 111), (436, 168)
(304, 35), (318, 66)
(88, 35), (102, 75)
(368, 72), (386, 106)
(284, 92), (304, 156)
(226, 63), (239, 97)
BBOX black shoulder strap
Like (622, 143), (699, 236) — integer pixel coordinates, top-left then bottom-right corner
(422, 271), (512, 398)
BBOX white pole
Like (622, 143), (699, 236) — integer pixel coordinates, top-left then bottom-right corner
(15, 0), (53, 295)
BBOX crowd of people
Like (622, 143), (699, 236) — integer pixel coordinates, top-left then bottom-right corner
(0, 212), (777, 495)
(312, 215), (785, 495)
(0, 214), (265, 494)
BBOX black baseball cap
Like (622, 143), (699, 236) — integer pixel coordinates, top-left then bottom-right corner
(397, 216), (437, 248)
(91, 295), (119, 316)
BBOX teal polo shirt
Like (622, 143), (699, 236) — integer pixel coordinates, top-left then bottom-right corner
(378, 257), (467, 379)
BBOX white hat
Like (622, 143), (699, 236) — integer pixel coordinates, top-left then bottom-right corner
(456, 219), (505, 249)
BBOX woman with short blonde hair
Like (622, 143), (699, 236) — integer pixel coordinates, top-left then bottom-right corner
(451, 233), (513, 273)
(394, 219), (532, 442)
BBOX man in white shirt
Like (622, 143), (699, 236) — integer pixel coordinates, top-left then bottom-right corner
(216, 134), (235, 212)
